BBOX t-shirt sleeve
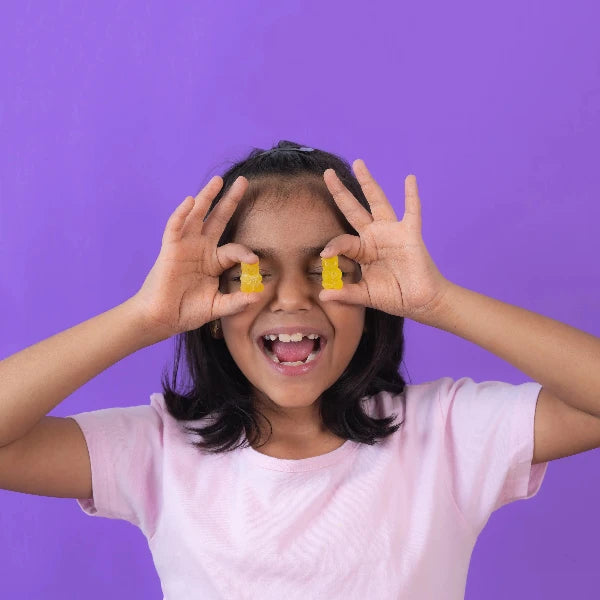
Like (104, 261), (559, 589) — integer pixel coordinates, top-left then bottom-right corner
(66, 396), (164, 537)
(438, 376), (549, 535)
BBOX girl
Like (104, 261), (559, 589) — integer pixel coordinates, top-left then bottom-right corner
(2, 141), (599, 599)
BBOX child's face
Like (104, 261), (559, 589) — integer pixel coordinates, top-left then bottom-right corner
(219, 192), (365, 416)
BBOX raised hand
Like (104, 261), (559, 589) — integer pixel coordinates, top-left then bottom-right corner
(130, 175), (260, 339)
(319, 160), (452, 324)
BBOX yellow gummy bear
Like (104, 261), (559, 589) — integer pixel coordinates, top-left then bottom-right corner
(321, 255), (343, 290)
(240, 261), (264, 293)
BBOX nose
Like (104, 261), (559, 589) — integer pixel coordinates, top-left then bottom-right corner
(268, 269), (317, 312)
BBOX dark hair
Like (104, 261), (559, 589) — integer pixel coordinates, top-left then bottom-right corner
(161, 140), (409, 454)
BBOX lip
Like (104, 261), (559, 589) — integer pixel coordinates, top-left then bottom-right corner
(257, 335), (327, 377)
(256, 325), (329, 342)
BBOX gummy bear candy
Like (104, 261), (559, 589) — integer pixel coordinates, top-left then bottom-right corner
(240, 261), (264, 293)
(321, 255), (343, 290)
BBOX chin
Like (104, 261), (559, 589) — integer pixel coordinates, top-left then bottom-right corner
(254, 386), (322, 408)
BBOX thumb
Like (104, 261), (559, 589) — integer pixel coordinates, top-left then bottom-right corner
(213, 289), (262, 319)
(319, 279), (369, 307)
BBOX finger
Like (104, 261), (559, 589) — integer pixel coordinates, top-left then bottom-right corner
(404, 174), (422, 231)
(318, 280), (370, 307)
(213, 242), (259, 276)
(184, 285), (261, 323)
(180, 175), (224, 238)
(162, 195), (198, 245)
(353, 159), (399, 222)
(201, 176), (249, 243)
(212, 289), (262, 319)
(323, 168), (373, 231)
(319, 233), (362, 262)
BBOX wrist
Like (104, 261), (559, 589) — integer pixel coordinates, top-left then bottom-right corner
(121, 297), (176, 346)
(414, 281), (459, 329)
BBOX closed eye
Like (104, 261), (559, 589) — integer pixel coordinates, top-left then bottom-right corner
(230, 272), (350, 281)
(230, 274), (269, 282)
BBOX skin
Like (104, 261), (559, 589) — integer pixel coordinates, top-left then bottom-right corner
(219, 192), (365, 458)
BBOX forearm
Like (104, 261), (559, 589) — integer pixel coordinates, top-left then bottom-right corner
(0, 298), (162, 447)
(429, 282), (600, 417)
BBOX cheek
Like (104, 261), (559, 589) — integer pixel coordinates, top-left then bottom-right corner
(220, 312), (249, 342)
(220, 297), (263, 346)
(328, 306), (365, 341)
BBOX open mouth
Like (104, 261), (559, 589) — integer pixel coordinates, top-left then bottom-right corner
(257, 335), (326, 367)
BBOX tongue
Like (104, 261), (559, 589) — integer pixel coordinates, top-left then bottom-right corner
(271, 338), (316, 363)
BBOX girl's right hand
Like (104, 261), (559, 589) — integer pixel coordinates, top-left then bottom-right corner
(130, 175), (260, 339)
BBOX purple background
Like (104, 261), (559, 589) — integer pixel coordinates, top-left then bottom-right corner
(1, 1), (599, 598)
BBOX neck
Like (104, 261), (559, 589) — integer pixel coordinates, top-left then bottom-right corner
(251, 392), (340, 450)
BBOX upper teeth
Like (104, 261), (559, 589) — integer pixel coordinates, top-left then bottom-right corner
(263, 333), (320, 342)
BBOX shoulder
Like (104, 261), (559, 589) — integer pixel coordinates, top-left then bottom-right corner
(148, 392), (218, 453)
(360, 377), (450, 421)
(149, 391), (167, 416)
(358, 376), (532, 429)
(432, 376), (542, 419)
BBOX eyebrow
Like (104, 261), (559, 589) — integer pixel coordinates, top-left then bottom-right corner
(250, 246), (326, 260)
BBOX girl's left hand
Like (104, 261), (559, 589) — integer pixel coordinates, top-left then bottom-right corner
(320, 160), (452, 324)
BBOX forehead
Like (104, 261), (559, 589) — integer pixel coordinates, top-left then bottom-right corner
(233, 192), (349, 252)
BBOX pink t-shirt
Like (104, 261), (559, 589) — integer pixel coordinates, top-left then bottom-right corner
(68, 376), (548, 599)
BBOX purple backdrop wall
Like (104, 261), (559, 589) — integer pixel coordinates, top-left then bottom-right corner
(1, 1), (599, 598)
